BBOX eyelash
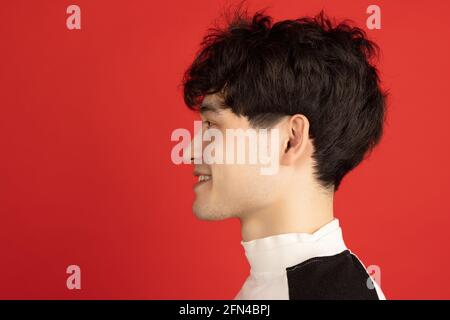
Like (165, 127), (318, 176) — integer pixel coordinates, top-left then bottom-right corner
(202, 120), (214, 128)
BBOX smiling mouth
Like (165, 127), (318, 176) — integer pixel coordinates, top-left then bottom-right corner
(198, 175), (211, 182)
(194, 175), (212, 188)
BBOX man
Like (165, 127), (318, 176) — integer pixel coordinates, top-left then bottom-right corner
(181, 8), (387, 299)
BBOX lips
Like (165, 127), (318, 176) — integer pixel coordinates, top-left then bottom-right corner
(197, 175), (211, 182)
(194, 171), (212, 189)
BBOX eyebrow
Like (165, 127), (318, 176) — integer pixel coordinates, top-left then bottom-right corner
(199, 101), (224, 115)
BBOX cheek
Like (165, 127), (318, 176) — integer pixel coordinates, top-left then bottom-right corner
(213, 164), (269, 192)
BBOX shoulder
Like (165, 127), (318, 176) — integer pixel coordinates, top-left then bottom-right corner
(285, 250), (381, 300)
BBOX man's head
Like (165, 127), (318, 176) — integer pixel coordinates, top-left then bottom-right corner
(182, 9), (387, 221)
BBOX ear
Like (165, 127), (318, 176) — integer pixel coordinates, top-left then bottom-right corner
(280, 114), (310, 166)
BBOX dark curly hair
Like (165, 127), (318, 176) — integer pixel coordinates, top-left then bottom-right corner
(182, 7), (388, 192)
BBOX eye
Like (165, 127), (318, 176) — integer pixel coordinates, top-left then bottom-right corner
(202, 120), (213, 129)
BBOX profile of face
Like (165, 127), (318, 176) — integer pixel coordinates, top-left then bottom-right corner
(190, 94), (304, 221)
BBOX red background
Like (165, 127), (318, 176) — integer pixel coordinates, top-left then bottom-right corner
(0, 0), (449, 299)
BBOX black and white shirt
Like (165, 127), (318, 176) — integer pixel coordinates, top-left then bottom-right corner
(234, 219), (385, 300)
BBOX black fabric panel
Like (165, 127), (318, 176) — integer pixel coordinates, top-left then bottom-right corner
(286, 250), (380, 300)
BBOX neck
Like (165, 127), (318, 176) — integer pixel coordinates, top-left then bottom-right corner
(239, 183), (335, 242)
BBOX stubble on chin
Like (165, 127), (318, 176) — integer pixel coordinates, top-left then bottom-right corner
(192, 201), (236, 221)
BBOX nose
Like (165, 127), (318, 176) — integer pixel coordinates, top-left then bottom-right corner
(184, 122), (204, 164)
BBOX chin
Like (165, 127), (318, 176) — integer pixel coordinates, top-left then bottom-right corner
(192, 202), (232, 221)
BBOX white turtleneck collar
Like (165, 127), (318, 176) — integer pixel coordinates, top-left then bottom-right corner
(240, 218), (347, 274)
(235, 218), (386, 300)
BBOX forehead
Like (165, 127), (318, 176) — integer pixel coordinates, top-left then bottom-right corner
(199, 94), (252, 129)
(200, 94), (226, 115)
